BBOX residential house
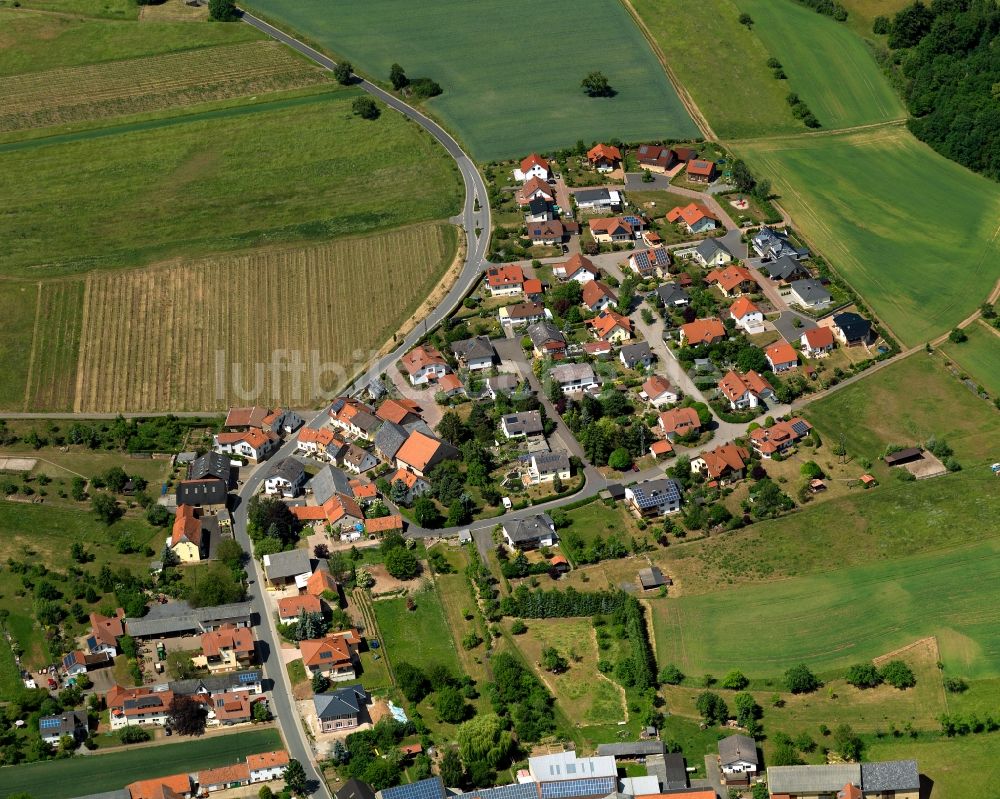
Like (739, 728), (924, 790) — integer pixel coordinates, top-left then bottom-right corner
(502, 514), (555, 550)
(525, 197), (554, 223)
(387, 468), (431, 503)
(620, 342), (654, 370)
(679, 318), (726, 346)
(628, 248), (671, 278)
(262, 549), (313, 589)
(305, 565), (339, 599)
(373, 421), (411, 463)
(296, 427), (346, 463)
(526, 451), (571, 485)
(765, 760), (920, 799)
(658, 407), (700, 440)
(450, 336), (497, 371)
(224, 407), (301, 436)
(706, 265), (755, 297)
(307, 464), (353, 505)
(213, 428), (279, 462)
(763, 254), (811, 282)
(486, 264), (525, 297)
(127, 774), (193, 799)
(395, 430), (459, 477)
(366, 514), (404, 536)
(657, 283), (691, 308)
(486, 374), (524, 399)
(175, 477), (228, 509)
(574, 187), (623, 212)
(247, 750), (291, 784)
(587, 143), (622, 172)
(729, 297), (764, 334)
(501, 411), (544, 439)
(589, 216), (635, 243)
(328, 397), (382, 441)
(199, 762), (253, 792)
(582, 280), (617, 313)
(341, 444), (377, 474)
(649, 439), (674, 460)
(833, 312), (872, 346)
(693, 237), (734, 267)
(666, 203), (719, 234)
(636, 144), (694, 173)
(107, 685), (174, 729)
(39, 711), (87, 746)
(641, 375), (678, 407)
(300, 634), (357, 682)
(553, 253), (599, 283)
(514, 153), (551, 182)
(685, 159), (716, 183)
(499, 301), (548, 327)
(766, 341), (799, 373)
(625, 479), (683, 517)
(401, 344), (450, 386)
(589, 309), (633, 343)
(801, 326), (835, 357)
(550, 362), (599, 394)
(751, 227), (809, 261)
(194, 625), (255, 674)
(263, 458), (307, 498)
(87, 609), (125, 657)
(523, 278), (544, 301)
(516, 176), (556, 205)
(437, 373), (465, 399)
(314, 685), (370, 732)
(718, 370), (774, 410)
(170, 505), (206, 563)
(718, 734), (758, 785)
(527, 321), (567, 358)
(62, 649), (111, 677)
(583, 340), (613, 359)
(375, 398), (423, 426)
(750, 417), (813, 458)
(336, 779), (376, 799)
(691, 443), (750, 483)
(527, 220), (565, 245)
(277, 594), (323, 625)
(787, 278), (832, 309)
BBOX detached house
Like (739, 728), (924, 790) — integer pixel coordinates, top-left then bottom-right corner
(39, 711), (87, 746)
(526, 451), (571, 485)
(527, 219), (565, 245)
(87, 609), (125, 657)
(516, 176), (556, 205)
(691, 443), (750, 483)
(300, 634), (358, 682)
(685, 159), (716, 183)
(666, 203), (719, 234)
(752, 227), (809, 261)
(170, 505), (207, 563)
(641, 375), (678, 407)
(620, 342), (654, 370)
(587, 143), (622, 172)
(625, 479), (683, 518)
(694, 237), (734, 267)
(486, 264), (525, 297)
(277, 594), (323, 625)
(718, 734), (759, 785)
(550, 363), (599, 394)
(729, 297), (764, 334)
(636, 144), (695, 173)
(375, 398), (423, 426)
(514, 153), (551, 182)
(450, 336), (496, 371)
(763, 254), (811, 282)
(589, 217), (634, 243)
(833, 312), (872, 346)
(787, 278), (832, 309)
(527, 321), (567, 358)
(554, 253), (599, 283)
(679, 318), (726, 346)
(388, 468), (431, 503)
(765, 341), (799, 373)
(395, 430), (459, 477)
(718, 370), (774, 410)
(314, 685), (370, 732)
(501, 411), (544, 439)
(194, 625), (255, 674)
(658, 407), (700, 440)
(628, 248), (671, 278)
(750, 417), (813, 458)
(706, 265), (755, 297)
(656, 283), (690, 308)
(263, 458), (307, 498)
(500, 301), (548, 327)
(582, 280), (617, 313)
(574, 187), (623, 212)
(213, 428), (279, 462)
(589, 309), (633, 343)
(502, 514), (555, 550)
(401, 344), (450, 385)
(801, 326), (835, 356)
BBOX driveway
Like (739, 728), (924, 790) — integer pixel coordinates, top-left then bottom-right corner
(386, 366), (443, 429)
(772, 310), (817, 343)
(703, 754), (724, 798)
(620, 173), (739, 230)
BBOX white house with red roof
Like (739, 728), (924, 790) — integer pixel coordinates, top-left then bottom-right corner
(765, 341), (799, 373)
(718, 370), (774, 410)
(485, 264), (525, 297)
(213, 429), (279, 462)
(514, 153), (551, 182)
(666, 203), (719, 234)
(400, 344), (451, 385)
(587, 143), (622, 172)
(729, 297), (764, 334)
(516, 176), (556, 205)
(801, 326), (835, 357)
(581, 280), (617, 313)
(641, 375), (678, 407)
(553, 253), (599, 283)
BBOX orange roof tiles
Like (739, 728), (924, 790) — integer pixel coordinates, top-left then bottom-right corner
(225, 406), (270, 429)
(650, 440), (674, 456)
(89, 609), (124, 648)
(582, 279), (617, 309)
(587, 143), (622, 163)
(351, 480), (378, 499)
(588, 217), (633, 236)
(803, 326), (835, 349)
(665, 202), (718, 227)
(486, 264), (525, 289)
(376, 398), (423, 424)
(750, 417), (812, 454)
(198, 762), (249, 787)
(396, 431), (444, 472)
(215, 428), (277, 450)
(390, 468), (421, 489)
(300, 635), (352, 669)
(201, 624), (254, 658)
(729, 296), (760, 319)
(306, 568), (338, 597)
(520, 153), (549, 174)
(642, 374), (673, 399)
(298, 426), (340, 447)
(518, 176), (555, 203)
(366, 514), (404, 534)
(686, 159), (716, 177)
(246, 750), (290, 772)
(401, 344), (446, 374)
(680, 318), (726, 345)
(171, 504), (201, 548)
(766, 341), (799, 366)
(706, 265), (754, 293)
(438, 373), (464, 392)
(523, 278), (543, 295)
(658, 407), (700, 435)
(718, 370), (772, 402)
(557, 253), (598, 278)
(589, 309), (633, 340)
(290, 505), (330, 522)
(277, 594), (322, 619)
(127, 774), (191, 799)
(698, 443), (749, 479)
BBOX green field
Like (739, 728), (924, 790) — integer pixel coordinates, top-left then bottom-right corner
(240, 0), (699, 159)
(940, 322), (1000, 398)
(732, 0), (904, 131)
(0, 90), (461, 277)
(653, 537), (1000, 679)
(739, 128), (1000, 345)
(866, 735), (1000, 799)
(0, 728), (282, 799)
(372, 589), (463, 674)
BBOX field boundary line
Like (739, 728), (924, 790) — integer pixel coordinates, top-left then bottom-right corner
(71, 276), (91, 414)
(22, 282), (42, 412)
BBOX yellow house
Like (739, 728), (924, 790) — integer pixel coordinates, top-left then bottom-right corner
(170, 505), (206, 563)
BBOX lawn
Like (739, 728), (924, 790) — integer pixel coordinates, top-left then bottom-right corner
(506, 617), (626, 727)
(0, 728), (282, 799)
(431, 546), (492, 687)
(240, 0), (699, 160)
(865, 734), (1000, 799)
(731, 0), (904, 132)
(629, 0), (801, 139)
(651, 537), (1000, 680)
(939, 322), (1000, 398)
(0, 92), (461, 277)
(372, 588), (463, 674)
(804, 353), (1000, 465)
(738, 127), (1000, 345)
(0, 282), (38, 412)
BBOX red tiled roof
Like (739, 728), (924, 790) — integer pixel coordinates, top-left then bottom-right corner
(803, 326), (835, 349)
(686, 159), (716, 177)
(396, 431), (444, 472)
(588, 217), (633, 236)
(389, 468), (422, 489)
(90, 609), (124, 648)
(665, 202), (718, 227)
(376, 398), (422, 424)
(766, 341), (799, 366)
(127, 774), (191, 799)
(486, 264), (525, 289)
(300, 635), (352, 668)
(366, 514), (404, 534)
(225, 406), (270, 429)
(518, 176), (555, 203)
(215, 428), (277, 450)
(246, 750), (290, 772)
(680, 318), (725, 345)
(520, 153), (549, 174)
(171, 504), (201, 548)
(438, 373), (464, 392)
(351, 480), (378, 499)
(582, 280), (617, 309)
(201, 624), (254, 658)
(587, 143), (622, 163)
(698, 443), (749, 478)
(750, 417), (812, 454)
(588, 309), (633, 340)
(198, 762), (250, 787)
(729, 296), (760, 319)
(557, 253), (598, 278)
(523, 278), (543, 296)
(658, 407), (700, 435)
(642, 375), (673, 399)
(706, 265), (754, 293)
(401, 344), (447, 374)
(306, 568), (338, 598)
(650, 440), (673, 456)
(277, 594), (322, 619)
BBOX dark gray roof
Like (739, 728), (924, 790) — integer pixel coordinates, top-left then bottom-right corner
(767, 764), (861, 794)
(314, 685), (369, 719)
(309, 464), (353, 505)
(528, 321), (566, 349)
(596, 741), (665, 758)
(169, 669), (261, 697)
(789, 278), (832, 305)
(695, 237), (731, 261)
(620, 342), (653, 367)
(504, 513), (555, 543)
(337, 779), (377, 799)
(629, 479), (682, 510)
(264, 548), (313, 580)
(718, 734), (758, 767)
(352, 410), (382, 434)
(753, 227), (808, 260)
(528, 197), (552, 215)
(268, 457), (306, 484)
(176, 478), (227, 507)
(39, 710), (87, 737)
(764, 254), (809, 281)
(644, 753), (687, 790)
(503, 411), (544, 436)
(487, 374), (522, 394)
(637, 566), (666, 589)
(373, 421), (409, 462)
(656, 284), (690, 305)
(861, 760), (920, 792)
(532, 451), (570, 473)
(125, 601), (252, 638)
(189, 451), (231, 482)
(451, 335), (496, 362)
(834, 311), (871, 341)
(461, 784), (538, 799)
(575, 187), (615, 205)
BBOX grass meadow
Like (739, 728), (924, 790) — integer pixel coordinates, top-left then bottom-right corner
(372, 588), (463, 675)
(738, 127), (1000, 345)
(866, 734), (1000, 798)
(731, 0), (904, 131)
(940, 322), (1000, 398)
(240, 0), (698, 159)
(0, 728), (282, 799)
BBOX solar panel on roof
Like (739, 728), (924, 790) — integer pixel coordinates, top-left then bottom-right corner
(380, 777), (444, 799)
(791, 420), (810, 436)
(238, 671), (259, 683)
(467, 784), (538, 799)
(40, 718), (62, 729)
(540, 777), (616, 799)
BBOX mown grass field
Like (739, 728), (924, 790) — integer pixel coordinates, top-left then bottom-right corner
(23, 280), (85, 413)
(62, 223), (455, 413)
(630, 0), (801, 139)
(0, 40), (330, 132)
(940, 322), (1000, 398)
(0, 92), (461, 277)
(0, 728), (282, 799)
(0, 282), (38, 412)
(867, 734), (1000, 799)
(373, 588), (463, 674)
(732, 0), (904, 131)
(739, 128), (1000, 345)
(241, 0), (698, 160)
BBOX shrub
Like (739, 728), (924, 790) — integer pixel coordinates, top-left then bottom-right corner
(880, 660), (916, 689)
(944, 677), (968, 693)
(352, 96), (380, 120)
(658, 664), (684, 685)
(845, 662), (882, 689)
(785, 663), (820, 694)
(721, 670), (749, 690)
